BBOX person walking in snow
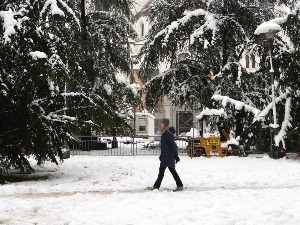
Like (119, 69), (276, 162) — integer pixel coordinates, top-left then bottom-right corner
(147, 118), (183, 192)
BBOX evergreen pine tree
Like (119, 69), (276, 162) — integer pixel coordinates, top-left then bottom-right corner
(0, 0), (138, 175)
(138, 0), (277, 110)
(81, 0), (138, 132)
(137, 0), (286, 151)
(138, 0), (299, 152)
(271, 0), (300, 150)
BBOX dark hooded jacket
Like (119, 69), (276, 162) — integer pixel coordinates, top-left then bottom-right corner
(160, 126), (178, 168)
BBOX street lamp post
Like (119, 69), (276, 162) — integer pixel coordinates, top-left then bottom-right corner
(255, 22), (281, 159)
(263, 29), (280, 158)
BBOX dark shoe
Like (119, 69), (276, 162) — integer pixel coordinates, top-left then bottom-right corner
(173, 186), (183, 192)
(145, 186), (159, 191)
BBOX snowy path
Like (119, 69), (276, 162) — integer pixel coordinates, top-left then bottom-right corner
(2, 184), (300, 199)
(1, 155), (300, 225)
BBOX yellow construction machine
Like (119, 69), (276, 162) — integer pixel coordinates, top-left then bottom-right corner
(186, 110), (245, 157)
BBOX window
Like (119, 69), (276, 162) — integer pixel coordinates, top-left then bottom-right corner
(176, 112), (193, 135)
(137, 118), (147, 133)
(139, 126), (146, 132)
(251, 54), (256, 68)
(245, 55), (250, 68)
(141, 23), (144, 37)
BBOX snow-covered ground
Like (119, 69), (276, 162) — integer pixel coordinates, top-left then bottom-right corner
(1, 155), (300, 225)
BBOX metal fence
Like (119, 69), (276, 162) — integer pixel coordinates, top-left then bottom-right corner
(69, 136), (189, 156)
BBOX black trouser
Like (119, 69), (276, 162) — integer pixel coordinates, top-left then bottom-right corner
(154, 166), (183, 189)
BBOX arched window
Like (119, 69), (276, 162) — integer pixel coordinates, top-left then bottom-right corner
(141, 23), (144, 37)
(251, 54), (256, 68)
(245, 55), (250, 68)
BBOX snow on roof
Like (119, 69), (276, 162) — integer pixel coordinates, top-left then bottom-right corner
(141, 0), (156, 10)
(196, 108), (227, 120)
(135, 111), (155, 119)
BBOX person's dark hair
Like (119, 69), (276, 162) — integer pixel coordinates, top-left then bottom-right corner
(160, 118), (170, 126)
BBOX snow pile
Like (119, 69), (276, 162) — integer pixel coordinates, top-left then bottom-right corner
(254, 21), (281, 36)
(29, 51), (47, 60)
(190, 12), (217, 45)
(221, 138), (240, 148)
(151, 8), (211, 45)
(186, 128), (200, 138)
(210, 89), (292, 148)
(41, 0), (65, 16)
(275, 97), (292, 147)
(1, 0), (80, 43)
(0, 10), (28, 42)
(1, 156), (300, 225)
(40, 0), (80, 26)
(196, 107), (227, 120)
(212, 95), (261, 117)
(135, 110), (155, 119)
(103, 84), (112, 96)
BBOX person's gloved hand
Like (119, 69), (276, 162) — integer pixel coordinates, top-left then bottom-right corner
(175, 155), (180, 163)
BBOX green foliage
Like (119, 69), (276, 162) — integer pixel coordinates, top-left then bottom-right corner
(139, 0), (274, 110)
(1, 0), (83, 170)
(90, 0), (135, 18)
(138, 0), (300, 150)
(0, 0), (138, 173)
(275, 3), (300, 150)
(144, 60), (215, 109)
(82, 4), (140, 133)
